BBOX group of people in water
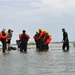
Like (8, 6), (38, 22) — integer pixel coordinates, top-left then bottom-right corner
(0, 27), (69, 53)
(0, 28), (13, 52)
(33, 28), (52, 51)
(18, 28), (52, 52)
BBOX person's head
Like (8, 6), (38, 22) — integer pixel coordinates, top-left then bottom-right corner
(22, 30), (26, 33)
(2, 28), (6, 32)
(2, 28), (6, 36)
(62, 28), (65, 32)
(38, 28), (42, 33)
(36, 31), (38, 34)
(8, 28), (13, 33)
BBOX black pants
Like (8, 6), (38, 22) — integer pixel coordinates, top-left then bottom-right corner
(62, 42), (69, 51)
(38, 40), (44, 51)
(20, 42), (27, 52)
(35, 41), (39, 49)
(44, 44), (49, 50)
(2, 40), (7, 52)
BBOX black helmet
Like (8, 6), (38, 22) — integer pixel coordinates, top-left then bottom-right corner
(22, 30), (26, 33)
(62, 28), (65, 31)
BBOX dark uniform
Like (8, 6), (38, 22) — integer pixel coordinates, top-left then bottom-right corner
(19, 30), (30, 52)
(38, 31), (44, 51)
(1, 31), (7, 52)
(62, 29), (69, 51)
(44, 34), (49, 50)
(34, 32), (39, 50)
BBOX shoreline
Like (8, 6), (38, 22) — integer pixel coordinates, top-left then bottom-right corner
(0, 42), (74, 50)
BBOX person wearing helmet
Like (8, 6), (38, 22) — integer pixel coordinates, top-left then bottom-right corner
(43, 30), (47, 37)
(19, 30), (30, 52)
(6, 28), (13, 50)
(62, 28), (69, 51)
(44, 33), (52, 50)
(36, 28), (45, 51)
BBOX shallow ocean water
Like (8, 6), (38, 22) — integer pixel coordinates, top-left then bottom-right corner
(0, 43), (75, 75)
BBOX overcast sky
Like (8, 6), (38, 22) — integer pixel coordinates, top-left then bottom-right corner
(0, 0), (75, 44)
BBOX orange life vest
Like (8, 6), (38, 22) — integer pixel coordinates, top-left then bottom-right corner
(19, 33), (30, 41)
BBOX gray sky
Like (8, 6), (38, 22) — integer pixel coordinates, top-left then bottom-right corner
(0, 0), (75, 44)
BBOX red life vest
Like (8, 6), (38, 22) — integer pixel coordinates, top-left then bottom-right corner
(0, 32), (9, 39)
(44, 35), (52, 44)
(19, 33), (30, 41)
(37, 32), (44, 40)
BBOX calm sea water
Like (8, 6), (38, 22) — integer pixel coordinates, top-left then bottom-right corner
(0, 43), (75, 75)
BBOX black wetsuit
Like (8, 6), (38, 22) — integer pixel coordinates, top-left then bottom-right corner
(44, 34), (49, 50)
(62, 31), (69, 51)
(34, 33), (39, 49)
(1, 31), (7, 52)
(38, 32), (44, 51)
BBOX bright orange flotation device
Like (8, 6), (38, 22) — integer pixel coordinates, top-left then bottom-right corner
(44, 35), (52, 44)
(19, 33), (30, 41)
(0, 32), (2, 39)
(36, 32), (44, 40)
(43, 30), (47, 36)
(0, 32), (9, 40)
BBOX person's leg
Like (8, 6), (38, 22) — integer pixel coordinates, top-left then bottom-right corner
(41, 42), (44, 51)
(20, 42), (23, 52)
(39, 40), (42, 50)
(2, 40), (6, 52)
(6, 39), (11, 51)
(67, 42), (69, 51)
(39, 40), (44, 51)
(45, 44), (49, 50)
(47, 44), (49, 50)
(37, 41), (39, 50)
(62, 43), (66, 51)
(24, 43), (27, 52)
(8, 40), (11, 50)
(36, 41), (38, 50)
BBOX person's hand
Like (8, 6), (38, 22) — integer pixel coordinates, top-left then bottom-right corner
(62, 40), (64, 43)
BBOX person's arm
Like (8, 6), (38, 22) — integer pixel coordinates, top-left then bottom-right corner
(26, 34), (30, 40)
(37, 32), (43, 40)
(44, 36), (52, 44)
(19, 34), (22, 41)
(64, 32), (68, 43)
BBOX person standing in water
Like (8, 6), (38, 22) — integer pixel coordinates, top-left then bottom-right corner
(0, 28), (9, 52)
(62, 28), (69, 51)
(19, 30), (30, 52)
(6, 28), (13, 50)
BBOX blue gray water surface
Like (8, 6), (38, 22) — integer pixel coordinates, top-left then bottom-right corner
(0, 43), (75, 75)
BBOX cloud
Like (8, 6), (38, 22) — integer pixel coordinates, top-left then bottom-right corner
(0, 0), (75, 43)
(0, 0), (42, 10)
(41, 0), (75, 15)
(0, 0), (75, 14)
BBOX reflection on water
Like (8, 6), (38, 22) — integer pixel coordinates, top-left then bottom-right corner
(0, 43), (75, 75)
